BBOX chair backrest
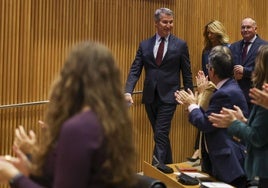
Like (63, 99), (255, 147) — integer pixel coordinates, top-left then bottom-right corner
(135, 174), (166, 188)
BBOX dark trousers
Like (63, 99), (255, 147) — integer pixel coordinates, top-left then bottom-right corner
(201, 146), (247, 188)
(194, 131), (200, 150)
(259, 178), (268, 188)
(145, 92), (176, 165)
(230, 176), (247, 188)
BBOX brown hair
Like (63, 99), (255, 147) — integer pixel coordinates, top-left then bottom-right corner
(252, 45), (268, 89)
(34, 41), (136, 187)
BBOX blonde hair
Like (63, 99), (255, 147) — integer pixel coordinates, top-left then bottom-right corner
(203, 20), (229, 51)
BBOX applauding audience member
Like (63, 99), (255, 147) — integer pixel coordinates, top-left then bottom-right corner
(175, 46), (248, 188)
(209, 45), (268, 188)
(0, 41), (137, 188)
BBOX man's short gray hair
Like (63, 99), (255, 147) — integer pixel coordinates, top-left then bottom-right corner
(154, 8), (174, 22)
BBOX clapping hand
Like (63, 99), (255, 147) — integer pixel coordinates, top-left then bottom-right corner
(174, 88), (197, 106)
(0, 156), (20, 183)
(196, 71), (209, 94)
(0, 146), (32, 183)
(249, 83), (268, 109)
(208, 105), (246, 128)
(14, 125), (37, 156)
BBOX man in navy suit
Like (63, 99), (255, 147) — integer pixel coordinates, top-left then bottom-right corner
(175, 46), (248, 188)
(125, 8), (193, 173)
(230, 17), (268, 111)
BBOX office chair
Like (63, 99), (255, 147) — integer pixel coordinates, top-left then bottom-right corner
(135, 174), (166, 188)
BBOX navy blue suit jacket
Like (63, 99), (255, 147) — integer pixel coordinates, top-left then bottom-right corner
(125, 34), (193, 104)
(230, 36), (268, 102)
(189, 78), (249, 183)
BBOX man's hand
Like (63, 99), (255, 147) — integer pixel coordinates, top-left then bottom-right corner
(234, 65), (244, 80)
(124, 93), (134, 106)
(196, 70), (209, 94)
(174, 88), (197, 106)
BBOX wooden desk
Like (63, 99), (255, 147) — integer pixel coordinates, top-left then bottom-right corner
(143, 161), (234, 188)
(143, 161), (201, 188)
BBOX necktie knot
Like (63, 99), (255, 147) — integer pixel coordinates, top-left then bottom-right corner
(244, 41), (251, 46)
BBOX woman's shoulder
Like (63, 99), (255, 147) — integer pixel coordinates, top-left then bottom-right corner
(62, 110), (102, 134)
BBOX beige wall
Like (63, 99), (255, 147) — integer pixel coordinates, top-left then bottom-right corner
(1, 0), (268, 187)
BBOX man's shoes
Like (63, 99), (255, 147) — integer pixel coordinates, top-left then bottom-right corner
(186, 157), (200, 162)
(156, 163), (174, 174)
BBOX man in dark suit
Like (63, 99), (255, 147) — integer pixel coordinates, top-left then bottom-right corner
(175, 46), (248, 188)
(125, 8), (193, 173)
(230, 17), (268, 111)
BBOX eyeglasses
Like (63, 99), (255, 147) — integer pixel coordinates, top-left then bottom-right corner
(206, 63), (213, 70)
(241, 26), (254, 30)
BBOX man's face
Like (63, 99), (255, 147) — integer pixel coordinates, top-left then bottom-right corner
(241, 18), (257, 41)
(155, 13), (173, 37)
(207, 63), (214, 81)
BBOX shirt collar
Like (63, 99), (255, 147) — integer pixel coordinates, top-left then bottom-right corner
(156, 34), (169, 42)
(244, 35), (257, 43)
(216, 78), (229, 89)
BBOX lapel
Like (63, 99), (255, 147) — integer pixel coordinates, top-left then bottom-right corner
(149, 35), (157, 64)
(239, 41), (244, 61)
(162, 34), (173, 64)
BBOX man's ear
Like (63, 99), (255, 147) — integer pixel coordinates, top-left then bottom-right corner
(211, 68), (216, 77)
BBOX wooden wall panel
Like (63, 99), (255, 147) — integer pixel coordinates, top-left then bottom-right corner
(0, 0), (268, 187)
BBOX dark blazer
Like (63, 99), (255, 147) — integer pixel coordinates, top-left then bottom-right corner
(189, 78), (249, 183)
(230, 36), (268, 102)
(201, 49), (210, 76)
(125, 34), (193, 104)
(228, 105), (268, 180)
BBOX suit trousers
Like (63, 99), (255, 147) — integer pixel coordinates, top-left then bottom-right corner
(201, 144), (247, 188)
(145, 90), (177, 165)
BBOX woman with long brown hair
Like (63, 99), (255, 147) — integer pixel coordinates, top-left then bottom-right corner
(0, 41), (137, 188)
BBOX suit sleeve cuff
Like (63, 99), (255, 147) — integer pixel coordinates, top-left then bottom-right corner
(188, 104), (199, 112)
